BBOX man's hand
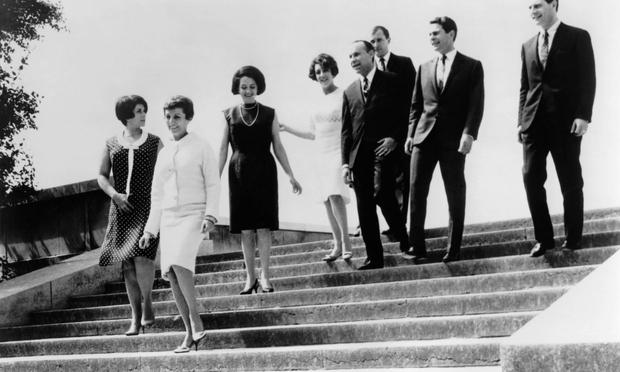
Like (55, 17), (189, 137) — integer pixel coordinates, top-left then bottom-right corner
(517, 125), (524, 144)
(571, 118), (589, 136)
(404, 138), (414, 155)
(457, 134), (474, 154)
(375, 137), (397, 158)
(342, 166), (354, 187)
(201, 219), (215, 234)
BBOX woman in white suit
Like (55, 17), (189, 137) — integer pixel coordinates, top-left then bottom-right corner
(139, 95), (220, 353)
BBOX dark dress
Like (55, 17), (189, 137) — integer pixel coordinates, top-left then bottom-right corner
(224, 103), (278, 234)
(99, 132), (160, 266)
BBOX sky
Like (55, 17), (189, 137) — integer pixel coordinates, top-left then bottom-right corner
(17, 0), (620, 228)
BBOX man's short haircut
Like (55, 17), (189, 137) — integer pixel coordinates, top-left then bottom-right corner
(308, 53), (339, 81)
(353, 40), (375, 53)
(163, 95), (194, 120)
(371, 25), (390, 39)
(115, 95), (148, 126)
(430, 16), (458, 41)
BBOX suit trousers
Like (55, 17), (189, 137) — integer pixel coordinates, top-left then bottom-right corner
(372, 149), (410, 251)
(352, 142), (385, 266)
(409, 139), (466, 256)
(522, 115), (584, 246)
(394, 149), (411, 225)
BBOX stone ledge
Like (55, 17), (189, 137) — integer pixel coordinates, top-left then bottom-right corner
(0, 248), (120, 327)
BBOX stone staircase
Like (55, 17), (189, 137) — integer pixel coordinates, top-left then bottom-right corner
(0, 208), (619, 371)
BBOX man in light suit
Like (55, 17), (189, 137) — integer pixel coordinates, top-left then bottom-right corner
(342, 40), (409, 270)
(405, 17), (484, 263)
(519, 0), (596, 257)
(370, 26), (417, 241)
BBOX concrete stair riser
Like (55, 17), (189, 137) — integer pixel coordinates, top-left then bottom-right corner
(192, 218), (620, 270)
(0, 339), (504, 371)
(3, 288), (566, 341)
(67, 264), (594, 311)
(191, 217), (620, 275)
(424, 207), (620, 238)
(0, 313), (534, 357)
(105, 231), (620, 293)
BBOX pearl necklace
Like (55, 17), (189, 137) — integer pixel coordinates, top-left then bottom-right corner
(239, 103), (260, 126)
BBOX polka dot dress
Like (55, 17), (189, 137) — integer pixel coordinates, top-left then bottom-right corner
(99, 132), (160, 266)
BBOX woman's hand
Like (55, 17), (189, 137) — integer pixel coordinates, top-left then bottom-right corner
(112, 192), (134, 213)
(290, 176), (302, 194)
(201, 219), (216, 234)
(138, 232), (155, 249)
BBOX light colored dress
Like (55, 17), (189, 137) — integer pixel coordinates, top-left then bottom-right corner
(144, 132), (220, 280)
(310, 87), (350, 204)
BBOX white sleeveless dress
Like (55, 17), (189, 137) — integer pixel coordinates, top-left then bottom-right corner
(311, 88), (350, 204)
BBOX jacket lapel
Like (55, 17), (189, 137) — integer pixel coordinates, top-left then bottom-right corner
(430, 58), (441, 96)
(545, 22), (565, 70)
(441, 52), (461, 95)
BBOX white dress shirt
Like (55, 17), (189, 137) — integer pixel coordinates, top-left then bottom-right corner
(538, 19), (561, 60)
(375, 51), (391, 71)
(436, 49), (457, 91)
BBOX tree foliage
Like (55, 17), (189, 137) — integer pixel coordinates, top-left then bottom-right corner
(0, 0), (64, 205)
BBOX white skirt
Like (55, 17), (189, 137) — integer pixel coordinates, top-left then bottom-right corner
(159, 205), (205, 281)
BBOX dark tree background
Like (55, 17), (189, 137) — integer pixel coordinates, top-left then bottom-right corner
(0, 0), (64, 205)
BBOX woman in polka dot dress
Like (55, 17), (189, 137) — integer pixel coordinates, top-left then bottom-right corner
(98, 95), (162, 336)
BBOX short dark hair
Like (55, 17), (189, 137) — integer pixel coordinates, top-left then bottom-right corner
(115, 95), (148, 126)
(353, 40), (374, 53)
(371, 25), (390, 39)
(231, 65), (266, 95)
(430, 16), (458, 41)
(308, 53), (339, 81)
(163, 95), (194, 120)
(545, 0), (558, 11)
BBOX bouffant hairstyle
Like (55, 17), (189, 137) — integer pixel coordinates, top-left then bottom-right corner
(231, 65), (266, 95)
(115, 95), (148, 126)
(163, 95), (194, 120)
(308, 53), (339, 81)
(430, 16), (458, 41)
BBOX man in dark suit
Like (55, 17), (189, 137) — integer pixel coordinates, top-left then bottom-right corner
(342, 40), (409, 270)
(519, 0), (596, 257)
(405, 17), (484, 263)
(370, 26), (417, 241)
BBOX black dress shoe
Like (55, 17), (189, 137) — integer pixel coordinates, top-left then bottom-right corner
(352, 226), (361, 237)
(561, 241), (581, 251)
(381, 229), (391, 236)
(442, 252), (460, 263)
(358, 262), (383, 270)
(530, 242), (555, 257)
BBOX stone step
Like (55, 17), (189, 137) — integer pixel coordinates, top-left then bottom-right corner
(195, 217), (620, 266)
(0, 339), (505, 371)
(1, 287), (566, 342)
(104, 235), (620, 295)
(424, 207), (620, 238)
(184, 218), (620, 276)
(0, 312), (534, 357)
(38, 264), (594, 324)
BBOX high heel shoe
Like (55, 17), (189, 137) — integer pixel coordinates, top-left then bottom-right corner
(240, 278), (260, 295)
(190, 330), (208, 351)
(124, 323), (143, 336)
(342, 252), (353, 261)
(260, 281), (275, 293)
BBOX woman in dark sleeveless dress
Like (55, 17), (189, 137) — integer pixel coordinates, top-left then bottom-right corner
(98, 95), (162, 335)
(219, 66), (302, 294)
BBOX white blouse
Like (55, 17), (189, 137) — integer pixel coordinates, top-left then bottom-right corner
(145, 132), (220, 235)
(116, 129), (149, 195)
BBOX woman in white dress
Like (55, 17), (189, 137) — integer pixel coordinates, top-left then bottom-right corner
(139, 96), (220, 353)
(280, 54), (353, 262)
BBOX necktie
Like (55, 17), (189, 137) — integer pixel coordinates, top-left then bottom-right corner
(380, 57), (386, 72)
(362, 77), (369, 100)
(540, 31), (549, 68)
(437, 54), (447, 91)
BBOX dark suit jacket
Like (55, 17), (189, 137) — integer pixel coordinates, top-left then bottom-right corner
(386, 53), (416, 141)
(519, 23), (596, 131)
(342, 70), (400, 169)
(408, 52), (484, 148)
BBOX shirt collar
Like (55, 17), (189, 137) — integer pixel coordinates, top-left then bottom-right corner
(360, 65), (377, 85)
(376, 51), (391, 67)
(437, 49), (457, 63)
(117, 129), (148, 149)
(541, 19), (561, 36)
